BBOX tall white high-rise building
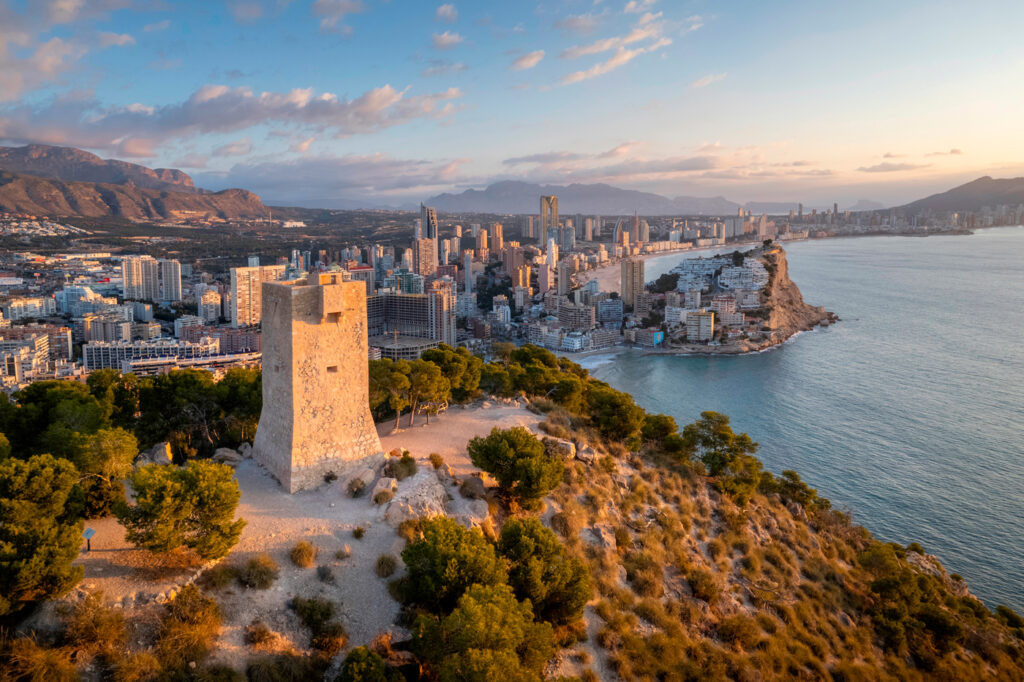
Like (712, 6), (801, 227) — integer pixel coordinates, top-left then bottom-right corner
(540, 195), (558, 247)
(230, 264), (287, 327)
(547, 237), (559, 266)
(463, 251), (474, 293)
(158, 259), (182, 302)
(122, 256), (160, 301)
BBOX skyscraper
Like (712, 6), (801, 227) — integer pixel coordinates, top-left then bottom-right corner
(540, 195), (558, 247)
(420, 203), (439, 263)
(621, 258), (645, 311)
(122, 256), (160, 301)
(158, 259), (182, 302)
(230, 264), (287, 327)
(464, 251), (474, 293)
(491, 222), (504, 251)
(413, 238), (438, 276)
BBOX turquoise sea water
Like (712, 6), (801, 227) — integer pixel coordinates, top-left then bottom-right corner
(587, 226), (1024, 611)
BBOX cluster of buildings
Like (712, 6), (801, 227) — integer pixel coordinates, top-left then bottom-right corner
(0, 213), (89, 237)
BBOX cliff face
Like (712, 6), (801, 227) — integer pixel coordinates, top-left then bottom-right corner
(0, 144), (197, 193)
(761, 245), (831, 334)
(0, 171), (267, 220)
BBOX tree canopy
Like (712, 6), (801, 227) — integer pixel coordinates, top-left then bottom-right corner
(467, 427), (562, 509)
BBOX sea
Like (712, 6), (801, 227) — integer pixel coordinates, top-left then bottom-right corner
(586, 226), (1024, 612)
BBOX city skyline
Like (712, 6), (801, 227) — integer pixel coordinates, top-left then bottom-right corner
(2, 1), (1023, 208)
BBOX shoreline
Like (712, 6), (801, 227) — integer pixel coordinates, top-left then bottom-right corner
(579, 228), (980, 294)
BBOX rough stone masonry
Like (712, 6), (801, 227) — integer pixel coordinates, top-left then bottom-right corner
(253, 272), (383, 493)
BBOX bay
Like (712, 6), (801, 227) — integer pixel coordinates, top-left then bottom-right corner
(588, 226), (1024, 611)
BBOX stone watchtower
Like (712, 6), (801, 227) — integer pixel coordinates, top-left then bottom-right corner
(253, 273), (383, 493)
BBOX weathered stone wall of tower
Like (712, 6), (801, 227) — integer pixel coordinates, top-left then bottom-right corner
(253, 275), (383, 493)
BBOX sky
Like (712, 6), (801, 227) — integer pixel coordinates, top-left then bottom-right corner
(1, 0), (1024, 209)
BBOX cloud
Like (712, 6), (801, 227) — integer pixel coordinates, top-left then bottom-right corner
(690, 72), (725, 88)
(143, 19), (171, 32)
(213, 137), (253, 156)
(0, 36), (87, 102)
(432, 30), (464, 49)
(561, 18), (663, 59)
(598, 141), (640, 158)
(683, 14), (703, 32)
(228, 2), (263, 23)
(312, 0), (365, 34)
(510, 50), (544, 71)
(420, 60), (468, 77)
(554, 12), (602, 35)
(561, 37), (670, 85)
(290, 136), (314, 153)
(624, 0), (657, 14)
(0, 83), (462, 154)
(926, 148), (964, 157)
(857, 162), (930, 173)
(196, 153), (471, 202)
(883, 152), (905, 158)
(172, 153), (208, 169)
(503, 151), (586, 165)
(116, 137), (155, 158)
(98, 32), (135, 47)
(436, 4), (457, 23)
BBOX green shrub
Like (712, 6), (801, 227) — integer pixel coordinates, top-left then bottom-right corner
(466, 426), (563, 509)
(717, 614), (761, 649)
(373, 489), (394, 505)
(239, 554), (279, 589)
(310, 621), (347, 657)
(0, 454), (84, 616)
(317, 565), (335, 583)
(291, 596), (335, 634)
(384, 453), (418, 481)
(376, 554), (398, 578)
(401, 517), (507, 612)
(348, 478), (367, 497)
(498, 518), (591, 625)
(111, 651), (161, 682)
(116, 460), (245, 560)
(353, 526), (366, 540)
(197, 563), (240, 590)
(429, 453), (445, 469)
(338, 646), (395, 681)
(290, 540), (318, 568)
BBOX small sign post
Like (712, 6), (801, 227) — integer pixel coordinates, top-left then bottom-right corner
(82, 527), (95, 553)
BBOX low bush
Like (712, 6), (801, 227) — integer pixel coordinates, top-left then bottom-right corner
(337, 646), (392, 682)
(317, 565), (335, 584)
(61, 591), (126, 658)
(373, 489), (394, 505)
(384, 452), (418, 481)
(310, 621), (347, 657)
(111, 651), (161, 682)
(291, 596), (335, 634)
(239, 554), (280, 589)
(246, 654), (325, 682)
(194, 663), (245, 681)
(290, 541), (318, 568)
(244, 620), (276, 647)
(353, 526), (365, 540)
(3, 637), (77, 682)
(429, 453), (445, 469)
(197, 563), (240, 590)
(376, 554), (398, 578)
(335, 545), (352, 559)
(347, 478), (367, 497)
(156, 585), (222, 669)
(688, 567), (720, 603)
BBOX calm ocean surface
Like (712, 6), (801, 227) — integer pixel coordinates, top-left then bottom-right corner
(587, 226), (1024, 611)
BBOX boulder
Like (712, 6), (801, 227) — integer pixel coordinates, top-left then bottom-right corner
(372, 477), (399, 504)
(455, 500), (491, 529)
(385, 470), (448, 527)
(346, 467), (377, 498)
(212, 448), (243, 466)
(459, 475), (487, 500)
(576, 446), (597, 465)
(543, 437), (576, 460)
(582, 523), (616, 550)
(146, 442), (173, 465)
(238, 442), (253, 458)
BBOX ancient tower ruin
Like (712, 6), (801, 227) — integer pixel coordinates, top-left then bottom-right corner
(253, 273), (383, 493)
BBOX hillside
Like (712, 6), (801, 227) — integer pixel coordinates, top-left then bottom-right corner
(428, 180), (742, 215)
(0, 170), (267, 220)
(899, 176), (1024, 214)
(0, 144), (196, 193)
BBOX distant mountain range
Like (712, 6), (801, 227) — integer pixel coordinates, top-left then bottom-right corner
(427, 181), (744, 215)
(0, 144), (267, 220)
(896, 176), (1024, 213)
